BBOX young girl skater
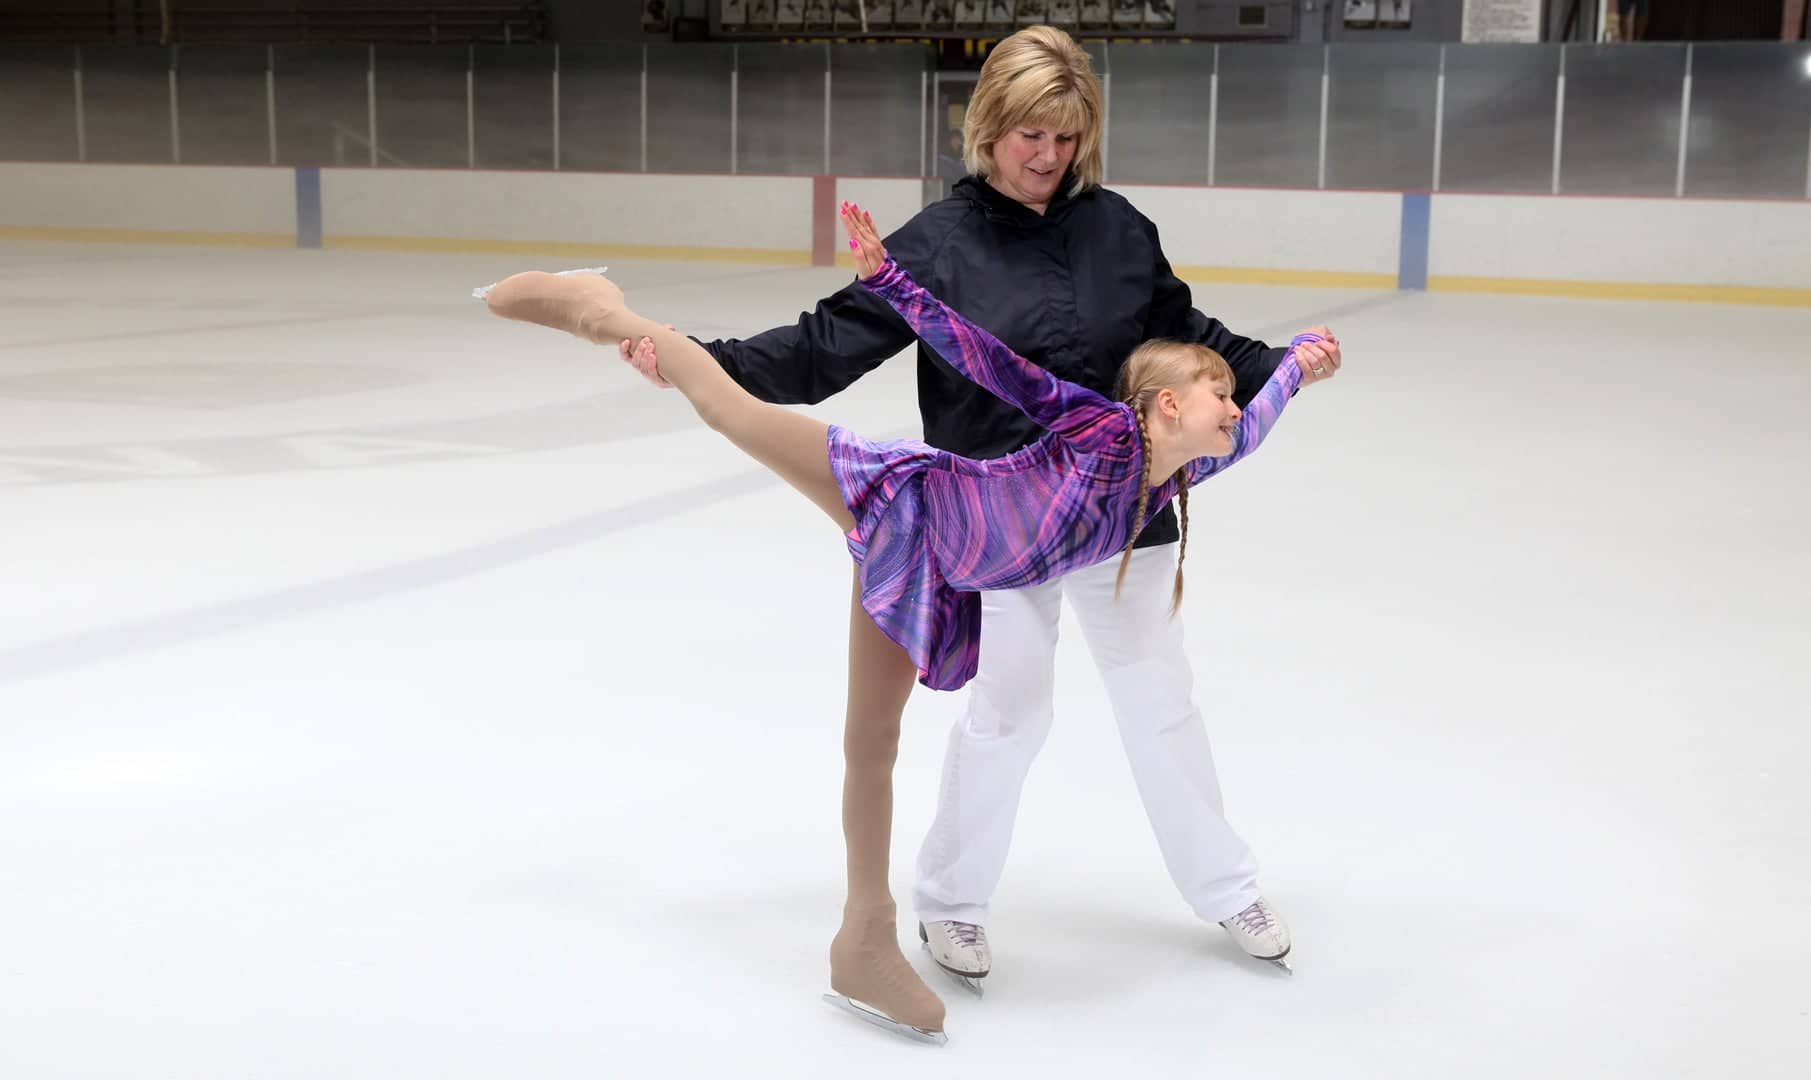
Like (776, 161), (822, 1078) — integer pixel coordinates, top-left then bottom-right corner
(479, 203), (1340, 1045)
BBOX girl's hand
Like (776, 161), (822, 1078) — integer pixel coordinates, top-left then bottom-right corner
(840, 200), (888, 280)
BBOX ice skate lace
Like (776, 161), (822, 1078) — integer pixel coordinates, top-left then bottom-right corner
(1228, 900), (1277, 935)
(945, 922), (983, 948)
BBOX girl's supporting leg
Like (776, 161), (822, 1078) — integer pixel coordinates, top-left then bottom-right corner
(831, 570), (946, 1034)
(485, 271), (852, 530)
(490, 271), (943, 1032)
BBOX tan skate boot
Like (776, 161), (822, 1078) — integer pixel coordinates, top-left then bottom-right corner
(822, 901), (947, 1045)
(480, 268), (625, 346)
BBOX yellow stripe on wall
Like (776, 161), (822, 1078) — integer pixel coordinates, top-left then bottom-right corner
(8, 222), (1807, 309)
(0, 225), (292, 248)
(323, 234), (813, 265)
(1429, 275), (1811, 308)
(1171, 265), (1399, 290)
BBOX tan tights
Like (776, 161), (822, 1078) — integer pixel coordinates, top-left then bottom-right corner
(485, 270), (944, 1034)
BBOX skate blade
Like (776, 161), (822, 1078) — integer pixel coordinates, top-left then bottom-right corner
(471, 266), (609, 301)
(921, 943), (987, 998)
(1265, 956), (1294, 975)
(821, 993), (948, 1046)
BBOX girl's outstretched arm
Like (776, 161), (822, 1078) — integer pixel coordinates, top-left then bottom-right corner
(842, 202), (1126, 449)
(1183, 334), (1321, 485)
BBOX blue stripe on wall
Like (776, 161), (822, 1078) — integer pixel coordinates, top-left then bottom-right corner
(1398, 192), (1430, 291)
(295, 167), (322, 249)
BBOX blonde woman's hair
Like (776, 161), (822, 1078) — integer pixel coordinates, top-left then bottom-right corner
(1113, 340), (1236, 615)
(962, 26), (1105, 197)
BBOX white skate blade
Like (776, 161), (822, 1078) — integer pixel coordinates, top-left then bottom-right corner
(471, 266), (609, 301)
(921, 943), (986, 998)
(821, 992), (948, 1046)
(949, 972), (986, 998)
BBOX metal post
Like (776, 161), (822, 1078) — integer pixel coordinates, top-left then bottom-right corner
(1317, 44), (1330, 189)
(552, 44), (561, 171)
(823, 45), (832, 175)
(1100, 45), (1111, 183)
(168, 51), (181, 164)
(918, 68), (927, 179)
(1551, 45), (1567, 194)
(639, 45), (648, 173)
(1674, 44), (1693, 198)
(1805, 95), (1811, 200)
(1207, 44), (1219, 185)
(73, 49), (87, 163)
(1433, 45), (1446, 192)
(730, 45), (739, 174)
(1102, 71), (1111, 182)
(266, 46), (278, 165)
(466, 45), (476, 169)
(367, 45), (378, 168)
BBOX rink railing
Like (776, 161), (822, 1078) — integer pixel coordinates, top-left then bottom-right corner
(2, 40), (1811, 200)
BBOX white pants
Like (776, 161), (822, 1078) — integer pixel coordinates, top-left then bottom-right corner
(910, 544), (1261, 928)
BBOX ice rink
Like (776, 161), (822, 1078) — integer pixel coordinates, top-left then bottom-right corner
(2, 242), (1807, 1078)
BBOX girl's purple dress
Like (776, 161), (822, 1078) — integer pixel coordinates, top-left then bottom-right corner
(827, 257), (1309, 691)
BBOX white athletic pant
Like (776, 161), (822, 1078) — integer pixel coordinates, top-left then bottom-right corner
(911, 543), (1261, 928)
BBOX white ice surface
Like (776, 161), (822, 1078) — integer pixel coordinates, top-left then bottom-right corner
(1, 243), (1806, 1078)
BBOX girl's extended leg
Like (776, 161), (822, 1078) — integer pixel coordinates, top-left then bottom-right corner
(485, 271), (852, 530)
(830, 570), (946, 1034)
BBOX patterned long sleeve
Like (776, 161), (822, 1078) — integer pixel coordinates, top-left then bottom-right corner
(1183, 335), (1316, 486)
(860, 257), (1126, 447)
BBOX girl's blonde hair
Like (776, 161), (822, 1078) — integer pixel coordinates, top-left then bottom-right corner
(1114, 341), (1236, 615)
(961, 26), (1105, 197)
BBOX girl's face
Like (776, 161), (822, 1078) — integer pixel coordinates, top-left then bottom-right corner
(1159, 376), (1240, 458)
(987, 124), (1078, 212)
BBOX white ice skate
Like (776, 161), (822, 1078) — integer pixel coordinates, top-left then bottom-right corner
(1218, 897), (1292, 974)
(919, 921), (990, 997)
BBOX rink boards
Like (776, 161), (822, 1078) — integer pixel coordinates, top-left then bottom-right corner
(1, 161), (1807, 306)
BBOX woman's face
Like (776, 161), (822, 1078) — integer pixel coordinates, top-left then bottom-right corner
(987, 123), (1079, 213)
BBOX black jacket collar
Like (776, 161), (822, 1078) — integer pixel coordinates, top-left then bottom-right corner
(955, 173), (1087, 226)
